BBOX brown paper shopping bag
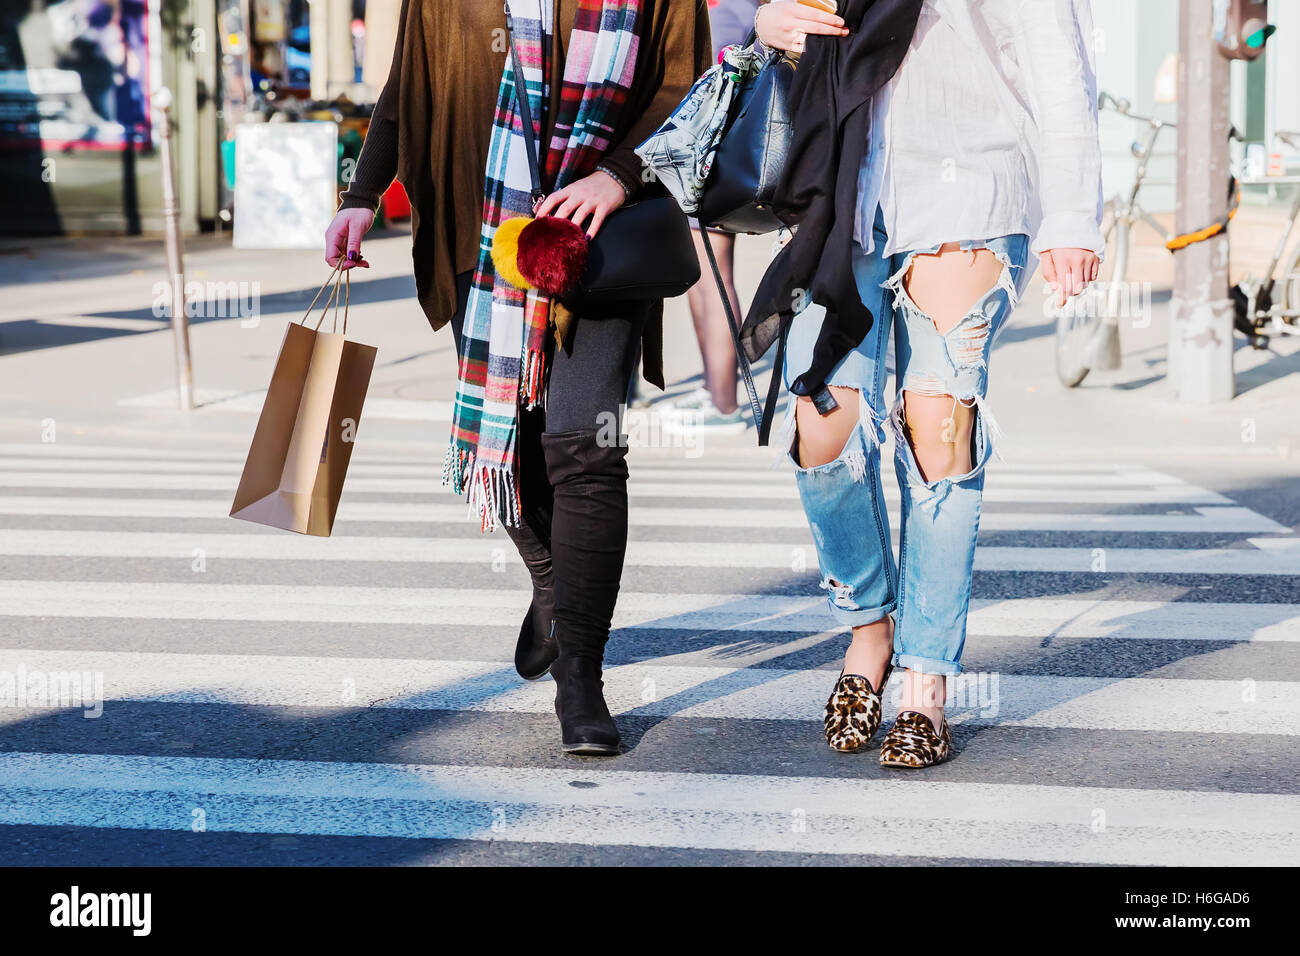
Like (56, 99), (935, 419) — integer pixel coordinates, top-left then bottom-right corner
(230, 265), (377, 536)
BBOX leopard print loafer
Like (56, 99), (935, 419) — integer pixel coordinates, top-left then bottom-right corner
(823, 664), (893, 752)
(879, 710), (952, 768)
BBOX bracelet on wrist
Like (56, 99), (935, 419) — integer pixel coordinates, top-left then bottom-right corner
(596, 164), (635, 199)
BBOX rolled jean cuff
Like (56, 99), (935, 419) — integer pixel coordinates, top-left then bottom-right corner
(891, 651), (963, 677)
(824, 598), (896, 627)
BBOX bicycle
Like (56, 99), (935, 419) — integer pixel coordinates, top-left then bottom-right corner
(1053, 94), (1300, 385)
(1230, 130), (1300, 350)
(1055, 92), (1180, 387)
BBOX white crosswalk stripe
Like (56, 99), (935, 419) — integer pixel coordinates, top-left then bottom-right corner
(2, 580), (1298, 640)
(0, 469), (1236, 503)
(0, 495), (1286, 532)
(0, 442), (1295, 864)
(1, 649), (1296, 734)
(2, 527), (1298, 574)
(1, 752), (1295, 864)
(0, 455), (1218, 487)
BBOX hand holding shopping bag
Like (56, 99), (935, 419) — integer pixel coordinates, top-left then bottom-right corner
(230, 264), (377, 536)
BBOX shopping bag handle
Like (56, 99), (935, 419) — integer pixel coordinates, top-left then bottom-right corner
(298, 263), (351, 335)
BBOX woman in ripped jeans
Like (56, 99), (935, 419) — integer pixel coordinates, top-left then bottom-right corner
(755, 0), (1104, 767)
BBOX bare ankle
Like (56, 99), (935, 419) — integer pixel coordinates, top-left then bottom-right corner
(850, 618), (892, 644)
(898, 668), (947, 727)
(842, 616), (894, 688)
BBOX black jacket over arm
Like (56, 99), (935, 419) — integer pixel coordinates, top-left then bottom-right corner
(741, 0), (922, 408)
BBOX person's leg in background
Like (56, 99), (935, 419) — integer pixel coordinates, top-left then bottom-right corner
(687, 228), (740, 413)
(880, 236), (1028, 769)
(673, 227), (742, 423)
(540, 303), (651, 754)
(449, 273), (557, 683)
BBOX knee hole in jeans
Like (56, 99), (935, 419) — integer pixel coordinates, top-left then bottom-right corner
(897, 245), (1016, 338)
(897, 388), (979, 483)
(792, 388), (863, 469)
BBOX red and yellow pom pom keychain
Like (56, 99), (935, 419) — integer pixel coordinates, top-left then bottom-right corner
(490, 195), (590, 297)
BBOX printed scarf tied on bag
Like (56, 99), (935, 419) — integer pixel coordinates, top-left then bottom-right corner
(443, 0), (642, 532)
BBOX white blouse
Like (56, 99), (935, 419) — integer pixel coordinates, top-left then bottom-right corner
(853, 0), (1105, 259)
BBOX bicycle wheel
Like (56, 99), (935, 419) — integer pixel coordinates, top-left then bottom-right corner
(1280, 242), (1300, 327)
(1055, 207), (1119, 387)
(1055, 306), (1099, 387)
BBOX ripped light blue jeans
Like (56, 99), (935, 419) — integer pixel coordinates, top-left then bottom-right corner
(782, 209), (1031, 676)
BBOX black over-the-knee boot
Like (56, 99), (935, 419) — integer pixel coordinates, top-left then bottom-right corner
(507, 406), (558, 680)
(541, 428), (629, 755)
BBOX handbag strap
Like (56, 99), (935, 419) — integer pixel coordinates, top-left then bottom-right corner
(299, 262), (351, 335)
(699, 225), (784, 446)
(503, 2), (547, 209)
(761, 314), (788, 447)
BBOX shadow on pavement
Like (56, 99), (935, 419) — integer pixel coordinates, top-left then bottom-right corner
(0, 273), (420, 357)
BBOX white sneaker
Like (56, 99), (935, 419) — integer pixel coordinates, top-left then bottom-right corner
(667, 397), (747, 433)
(661, 387), (712, 418)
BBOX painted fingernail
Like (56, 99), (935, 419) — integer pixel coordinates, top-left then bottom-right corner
(347, 251), (357, 261)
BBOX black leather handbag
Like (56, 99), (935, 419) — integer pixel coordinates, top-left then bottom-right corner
(503, 4), (699, 312)
(697, 38), (796, 235)
(563, 194), (700, 311)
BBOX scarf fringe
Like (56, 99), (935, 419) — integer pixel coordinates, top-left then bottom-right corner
(522, 347), (546, 410)
(442, 445), (469, 491)
(443, 444), (521, 532)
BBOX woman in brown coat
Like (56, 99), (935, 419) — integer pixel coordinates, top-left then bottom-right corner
(324, 1), (711, 755)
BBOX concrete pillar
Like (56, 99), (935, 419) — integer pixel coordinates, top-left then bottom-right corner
(1169, 0), (1234, 403)
(160, 0), (201, 234)
(193, 0), (221, 226)
(310, 0), (355, 101)
(362, 0), (401, 95)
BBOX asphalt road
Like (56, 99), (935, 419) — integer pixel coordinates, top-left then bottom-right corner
(0, 423), (1296, 865)
(1, 231), (1298, 865)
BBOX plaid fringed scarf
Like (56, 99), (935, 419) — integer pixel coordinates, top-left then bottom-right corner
(443, 0), (642, 531)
